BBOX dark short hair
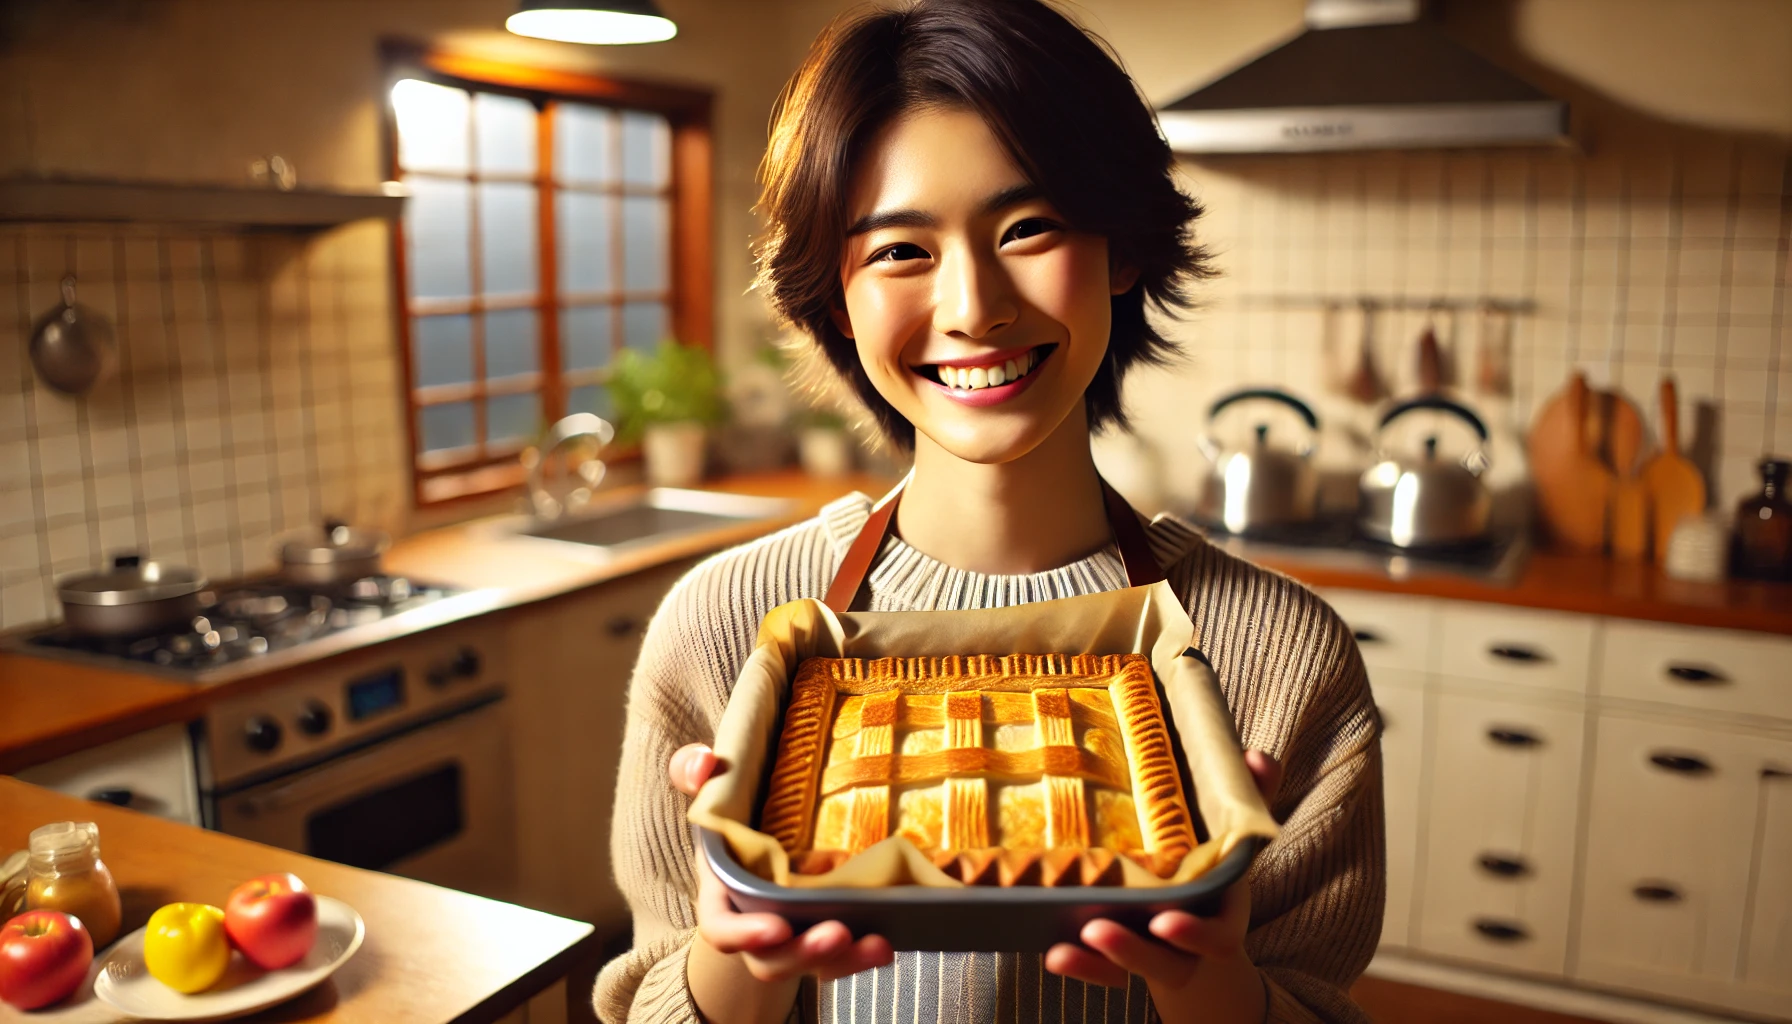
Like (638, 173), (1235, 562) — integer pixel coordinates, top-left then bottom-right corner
(754, 0), (1212, 448)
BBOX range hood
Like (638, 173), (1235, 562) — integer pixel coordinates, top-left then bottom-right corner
(1157, 0), (1570, 154)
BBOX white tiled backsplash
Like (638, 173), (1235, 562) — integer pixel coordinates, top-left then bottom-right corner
(0, 222), (409, 630)
(1117, 142), (1790, 518)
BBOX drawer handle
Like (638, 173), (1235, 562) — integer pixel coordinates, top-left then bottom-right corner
(1472, 919), (1530, 942)
(1649, 753), (1712, 775)
(1632, 883), (1681, 903)
(1477, 853), (1529, 878)
(88, 787), (135, 807)
(1488, 644), (1545, 663)
(1763, 767), (1791, 779)
(605, 616), (642, 638)
(1665, 664), (1728, 685)
(1487, 727), (1541, 748)
(1352, 629), (1383, 644)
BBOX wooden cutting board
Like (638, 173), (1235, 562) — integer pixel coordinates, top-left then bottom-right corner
(1529, 372), (1613, 552)
(1640, 377), (1707, 560)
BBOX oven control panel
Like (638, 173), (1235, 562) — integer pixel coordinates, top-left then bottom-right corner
(203, 619), (509, 790)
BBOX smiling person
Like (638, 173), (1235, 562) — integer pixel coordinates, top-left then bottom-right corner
(594, 1), (1382, 1022)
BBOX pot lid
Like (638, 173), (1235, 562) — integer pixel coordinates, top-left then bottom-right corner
(57, 555), (207, 606)
(279, 520), (390, 565)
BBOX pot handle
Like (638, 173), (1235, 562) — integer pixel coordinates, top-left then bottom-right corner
(1207, 388), (1321, 431)
(1377, 395), (1490, 441)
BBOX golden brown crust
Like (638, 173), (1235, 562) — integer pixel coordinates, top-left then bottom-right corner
(759, 653), (1199, 885)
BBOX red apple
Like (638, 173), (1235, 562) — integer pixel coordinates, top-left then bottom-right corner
(0, 910), (93, 1010)
(223, 873), (317, 970)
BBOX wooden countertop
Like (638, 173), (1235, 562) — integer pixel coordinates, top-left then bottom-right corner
(0, 470), (889, 773)
(0, 776), (596, 1024)
(1250, 547), (1792, 636)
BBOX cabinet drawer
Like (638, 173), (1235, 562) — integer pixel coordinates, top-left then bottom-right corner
(1414, 691), (1583, 977)
(1317, 589), (1436, 674)
(1573, 715), (1769, 1008)
(1598, 621), (1792, 722)
(1437, 604), (1595, 694)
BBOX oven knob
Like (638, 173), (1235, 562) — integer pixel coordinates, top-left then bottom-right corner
(296, 701), (333, 736)
(452, 647), (482, 678)
(244, 716), (282, 753)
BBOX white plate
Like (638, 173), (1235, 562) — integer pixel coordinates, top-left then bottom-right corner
(91, 895), (364, 1022)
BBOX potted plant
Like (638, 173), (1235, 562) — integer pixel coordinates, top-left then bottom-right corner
(795, 407), (854, 479)
(607, 341), (725, 487)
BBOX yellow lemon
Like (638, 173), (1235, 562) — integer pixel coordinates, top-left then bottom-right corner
(142, 903), (230, 994)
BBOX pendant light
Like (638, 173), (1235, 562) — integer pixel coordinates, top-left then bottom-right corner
(506, 0), (677, 45)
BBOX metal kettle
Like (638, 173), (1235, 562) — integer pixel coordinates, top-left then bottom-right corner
(1358, 396), (1493, 548)
(1195, 388), (1320, 534)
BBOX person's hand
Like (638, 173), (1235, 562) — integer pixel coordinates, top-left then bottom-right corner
(1043, 750), (1284, 1024)
(671, 743), (895, 984)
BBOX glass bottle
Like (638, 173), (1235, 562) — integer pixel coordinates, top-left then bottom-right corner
(1733, 458), (1792, 581)
(24, 821), (122, 949)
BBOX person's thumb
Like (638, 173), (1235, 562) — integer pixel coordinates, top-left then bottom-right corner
(1243, 749), (1283, 805)
(669, 743), (718, 796)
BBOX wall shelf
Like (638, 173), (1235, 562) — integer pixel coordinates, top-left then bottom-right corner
(0, 177), (406, 229)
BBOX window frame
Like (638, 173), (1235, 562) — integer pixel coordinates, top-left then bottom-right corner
(381, 42), (714, 507)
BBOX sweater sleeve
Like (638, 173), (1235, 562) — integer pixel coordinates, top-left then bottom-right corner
(1174, 545), (1385, 1024)
(592, 576), (730, 1024)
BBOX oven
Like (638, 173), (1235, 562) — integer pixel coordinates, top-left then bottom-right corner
(200, 619), (518, 903)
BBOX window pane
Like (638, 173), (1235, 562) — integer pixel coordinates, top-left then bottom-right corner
(622, 301), (668, 351)
(567, 383), (613, 419)
(392, 79), (469, 173)
(414, 315), (472, 387)
(486, 392), (540, 445)
(619, 110), (670, 188)
(621, 196), (668, 292)
(485, 308), (538, 379)
(557, 191), (612, 294)
(405, 177), (472, 299)
(478, 182), (538, 297)
(420, 402), (475, 453)
(556, 104), (615, 185)
(474, 92), (537, 175)
(561, 305), (613, 371)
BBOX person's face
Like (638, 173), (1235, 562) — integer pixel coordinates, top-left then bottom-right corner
(833, 106), (1137, 464)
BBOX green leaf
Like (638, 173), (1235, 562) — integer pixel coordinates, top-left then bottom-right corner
(606, 341), (725, 442)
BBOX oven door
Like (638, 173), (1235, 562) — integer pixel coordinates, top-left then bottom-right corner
(213, 697), (517, 903)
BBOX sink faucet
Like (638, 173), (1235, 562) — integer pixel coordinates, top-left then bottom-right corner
(522, 413), (616, 519)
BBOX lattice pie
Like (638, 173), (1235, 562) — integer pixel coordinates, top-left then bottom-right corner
(759, 654), (1198, 886)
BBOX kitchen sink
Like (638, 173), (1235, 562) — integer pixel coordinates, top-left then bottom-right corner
(505, 487), (796, 558)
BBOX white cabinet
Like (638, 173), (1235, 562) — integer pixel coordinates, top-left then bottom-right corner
(1736, 760), (1792, 1017)
(1321, 589), (1438, 674)
(1373, 673), (1426, 949)
(1437, 604), (1596, 695)
(1598, 620), (1792, 721)
(14, 723), (200, 826)
(1414, 689), (1584, 977)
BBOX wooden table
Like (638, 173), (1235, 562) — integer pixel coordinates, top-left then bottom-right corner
(0, 777), (599, 1024)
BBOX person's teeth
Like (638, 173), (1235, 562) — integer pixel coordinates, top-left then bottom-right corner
(956, 367), (970, 388)
(969, 366), (988, 389)
(988, 365), (1005, 386)
(1004, 359), (1018, 380)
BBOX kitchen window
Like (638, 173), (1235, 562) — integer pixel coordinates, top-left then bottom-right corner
(385, 51), (712, 505)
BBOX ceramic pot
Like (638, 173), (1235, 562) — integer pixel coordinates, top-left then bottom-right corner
(643, 421), (707, 487)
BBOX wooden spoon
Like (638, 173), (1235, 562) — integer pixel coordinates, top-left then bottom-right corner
(1529, 372), (1614, 552)
(1640, 377), (1707, 561)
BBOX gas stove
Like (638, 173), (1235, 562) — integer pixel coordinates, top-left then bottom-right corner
(18, 574), (465, 679)
(1196, 518), (1530, 584)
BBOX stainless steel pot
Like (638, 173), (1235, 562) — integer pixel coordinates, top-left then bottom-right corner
(57, 555), (209, 637)
(1358, 396), (1493, 547)
(1195, 388), (1321, 534)
(278, 521), (390, 585)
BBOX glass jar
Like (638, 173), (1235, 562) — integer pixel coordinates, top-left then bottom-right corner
(24, 821), (122, 949)
(1733, 458), (1792, 581)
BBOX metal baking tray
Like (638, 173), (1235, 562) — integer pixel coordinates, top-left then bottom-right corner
(699, 828), (1264, 952)
(698, 655), (1266, 952)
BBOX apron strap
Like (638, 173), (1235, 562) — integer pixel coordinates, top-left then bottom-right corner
(822, 475), (1165, 614)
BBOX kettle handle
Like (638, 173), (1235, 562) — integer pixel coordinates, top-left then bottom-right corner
(1377, 395), (1489, 441)
(1208, 388), (1320, 431)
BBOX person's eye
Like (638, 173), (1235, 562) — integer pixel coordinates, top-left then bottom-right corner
(869, 242), (931, 264)
(1001, 217), (1060, 245)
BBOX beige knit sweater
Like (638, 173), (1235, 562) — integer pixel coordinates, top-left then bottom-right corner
(595, 494), (1384, 1024)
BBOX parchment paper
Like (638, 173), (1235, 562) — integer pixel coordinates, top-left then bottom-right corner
(687, 581), (1280, 889)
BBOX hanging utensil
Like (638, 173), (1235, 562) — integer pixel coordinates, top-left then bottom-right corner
(1475, 302), (1512, 398)
(1346, 300), (1385, 404)
(1416, 321), (1443, 394)
(29, 275), (117, 395)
